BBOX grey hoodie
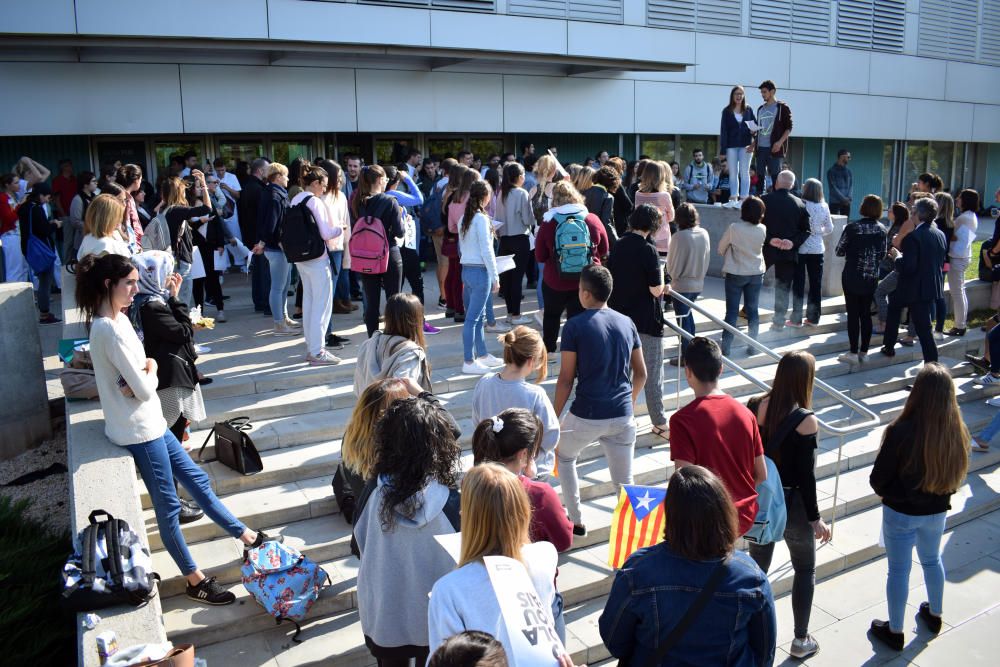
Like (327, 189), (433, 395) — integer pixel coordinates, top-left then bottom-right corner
(354, 479), (458, 647)
(353, 331), (432, 396)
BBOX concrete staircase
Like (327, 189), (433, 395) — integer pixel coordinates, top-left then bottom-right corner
(147, 276), (1000, 666)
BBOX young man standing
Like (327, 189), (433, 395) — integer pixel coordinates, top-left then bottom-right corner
(752, 80), (792, 193)
(554, 265), (647, 537)
(519, 141), (535, 164)
(761, 170), (811, 330)
(669, 336), (766, 536)
(405, 149), (423, 178)
(457, 150), (474, 167)
(682, 148), (714, 204)
(827, 149), (853, 216)
(240, 158), (270, 313)
(213, 158), (243, 261)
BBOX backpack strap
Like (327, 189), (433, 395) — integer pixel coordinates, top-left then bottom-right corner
(350, 477), (379, 560)
(443, 487), (461, 532)
(765, 407), (813, 459)
(643, 560), (728, 667)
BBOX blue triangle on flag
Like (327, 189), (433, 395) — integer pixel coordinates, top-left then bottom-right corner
(623, 485), (666, 522)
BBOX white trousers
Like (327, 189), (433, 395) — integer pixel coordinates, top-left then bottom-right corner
(296, 255), (333, 357)
(1, 231), (29, 283)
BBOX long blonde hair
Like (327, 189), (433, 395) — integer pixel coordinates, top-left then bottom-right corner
(550, 181), (584, 208)
(458, 463), (531, 567)
(640, 161), (668, 193)
(891, 362), (969, 495)
(572, 166), (595, 192)
(83, 194), (126, 237)
(341, 379), (410, 479)
(162, 177), (189, 208)
(533, 155), (558, 191)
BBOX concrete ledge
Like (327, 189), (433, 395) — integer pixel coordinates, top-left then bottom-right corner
(61, 271), (167, 667)
(0, 282), (51, 459)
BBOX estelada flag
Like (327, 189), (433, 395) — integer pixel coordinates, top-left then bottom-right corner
(608, 484), (667, 569)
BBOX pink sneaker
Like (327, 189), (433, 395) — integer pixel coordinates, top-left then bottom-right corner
(423, 322), (441, 335)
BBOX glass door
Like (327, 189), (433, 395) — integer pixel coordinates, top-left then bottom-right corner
(217, 139), (265, 170)
(375, 137), (415, 165)
(270, 139), (313, 166)
(94, 139), (149, 176)
(153, 139), (204, 180)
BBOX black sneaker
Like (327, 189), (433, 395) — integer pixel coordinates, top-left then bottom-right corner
(438, 297), (447, 308)
(178, 498), (204, 524)
(454, 313), (466, 323)
(918, 602), (942, 634)
(329, 334), (350, 345)
(186, 576), (235, 605)
(572, 523), (587, 536)
(325, 334), (345, 350)
(869, 619), (904, 651)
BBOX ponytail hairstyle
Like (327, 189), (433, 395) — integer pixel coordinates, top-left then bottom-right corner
(350, 163), (386, 219)
(500, 325), (547, 382)
(471, 408), (542, 467)
(462, 180), (492, 237)
(383, 165), (402, 191)
(288, 158), (310, 190)
(500, 161), (525, 204)
(341, 378), (410, 480)
(454, 166), (480, 205)
(74, 253), (137, 328)
(301, 164), (329, 190)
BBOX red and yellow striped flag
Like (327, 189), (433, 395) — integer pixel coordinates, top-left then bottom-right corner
(608, 484), (667, 569)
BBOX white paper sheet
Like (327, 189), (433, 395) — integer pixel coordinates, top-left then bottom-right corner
(496, 254), (516, 274)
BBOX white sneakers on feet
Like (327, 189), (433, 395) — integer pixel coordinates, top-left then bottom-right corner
(478, 354), (505, 367)
(215, 310), (227, 323)
(485, 320), (512, 334)
(194, 344), (211, 354)
(508, 314), (533, 326)
(462, 360), (494, 375)
(273, 322), (299, 336)
(788, 635), (819, 659)
(284, 317), (302, 328)
(307, 350), (341, 366)
(723, 199), (741, 209)
(837, 352), (857, 364)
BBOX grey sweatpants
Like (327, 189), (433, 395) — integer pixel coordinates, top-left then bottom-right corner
(557, 412), (636, 524)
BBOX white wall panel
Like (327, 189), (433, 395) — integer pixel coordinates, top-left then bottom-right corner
(431, 11), (565, 52)
(828, 93), (908, 139)
(4, 0), (76, 34)
(180, 66), (357, 133)
(693, 33), (790, 88)
(75, 0), (268, 39)
(776, 89), (830, 137)
(789, 43), (870, 95)
(972, 105), (1000, 143)
(945, 62), (1000, 106)
(623, 0), (646, 25)
(567, 22), (694, 64)
(267, 0), (431, 47)
(356, 71), (502, 132)
(0, 63), (183, 136)
(634, 81), (732, 134)
(503, 76), (635, 132)
(905, 99), (973, 141)
(869, 52), (946, 99)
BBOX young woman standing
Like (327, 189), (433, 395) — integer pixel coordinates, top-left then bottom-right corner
(718, 196), (767, 356)
(789, 178), (833, 327)
(719, 85), (756, 207)
(74, 253), (277, 606)
(255, 163), (299, 336)
(747, 351), (830, 660)
(495, 162), (535, 325)
(869, 362), (970, 650)
(18, 182), (62, 323)
(68, 170), (98, 260)
(317, 159), (354, 349)
(835, 195), (888, 364)
(666, 203), (711, 362)
(459, 181), (503, 375)
(946, 189), (980, 337)
(161, 171), (211, 308)
(632, 160), (675, 259)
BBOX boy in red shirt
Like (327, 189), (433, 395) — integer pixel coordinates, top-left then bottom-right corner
(670, 336), (766, 535)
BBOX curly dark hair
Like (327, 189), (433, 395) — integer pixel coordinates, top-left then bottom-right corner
(373, 397), (461, 531)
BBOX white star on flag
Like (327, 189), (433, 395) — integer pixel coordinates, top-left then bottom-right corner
(634, 490), (655, 512)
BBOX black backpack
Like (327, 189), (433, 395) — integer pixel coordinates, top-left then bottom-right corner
(280, 195), (326, 263)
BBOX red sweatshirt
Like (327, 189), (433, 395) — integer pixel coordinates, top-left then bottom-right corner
(521, 475), (573, 553)
(0, 194), (18, 235)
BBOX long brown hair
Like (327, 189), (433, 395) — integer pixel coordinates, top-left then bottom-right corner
(891, 363), (970, 495)
(639, 160), (668, 193)
(763, 351), (815, 460)
(458, 463), (532, 566)
(728, 85), (747, 113)
(350, 164), (386, 219)
(384, 293), (427, 352)
(664, 465), (737, 560)
(462, 180), (492, 237)
(441, 163), (468, 214)
(341, 379), (410, 479)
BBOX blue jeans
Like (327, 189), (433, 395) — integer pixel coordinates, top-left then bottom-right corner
(332, 250), (351, 301)
(176, 260), (192, 309)
(126, 430), (246, 575)
(250, 252), (271, 312)
(264, 249), (292, 323)
(722, 273), (762, 355)
(536, 262), (545, 309)
(977, 410), (1000, 443)
(882, 506), (946, 633)
(462, 264), (490, 361)
(671, 291), (700, 355)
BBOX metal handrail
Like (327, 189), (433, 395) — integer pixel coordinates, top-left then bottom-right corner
(664, 291), (882, 534)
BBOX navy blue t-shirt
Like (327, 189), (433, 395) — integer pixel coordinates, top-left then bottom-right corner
(561, 307), (641, 420)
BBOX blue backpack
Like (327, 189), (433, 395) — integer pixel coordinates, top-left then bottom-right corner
(421, 182), (445, 233)
(241, 541), (330, 641)
(744, 406), (811, 546)
(553, 210), (593, 278)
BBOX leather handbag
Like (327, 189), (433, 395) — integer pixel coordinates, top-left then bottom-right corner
(197, 416), (263, 475)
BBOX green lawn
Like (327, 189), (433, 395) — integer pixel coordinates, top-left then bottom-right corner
(968, 240), (984, 281)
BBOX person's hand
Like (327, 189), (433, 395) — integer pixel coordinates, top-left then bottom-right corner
(216, 248), (225, 256)
(192, 169), (206, 184)
(119, 384), (134, 398)
(768, 238), (784, 248)
(663, 284), (672, 297)
(169, 272), (183, 297)
(400, 376), (424, 396)
(555, 652), (579, 667)
(491, 280), (500, 295)
(144, 358), (158, 376)
(812, 518), (832, 544)
(782, 239), (794, 250)
(889, 247), (900, 259)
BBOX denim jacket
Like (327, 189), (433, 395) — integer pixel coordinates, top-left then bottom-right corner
(599, 543), (776, 667)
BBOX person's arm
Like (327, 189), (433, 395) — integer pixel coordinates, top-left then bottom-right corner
(747, 577), (778, 667)
(835, 223), (852, 257)
(477, 215), (499, 287)
(18, 157), (50, 187)
(70, 196), (85, 232)
(752, 454), (767, 486)
(719, 111), (727, 159)
(869, 427), (900, 497)
(629, 345), (646, 405)
(773, 104), (792, 152)
(141, 299), (193, 345)
(106, 331), (160, 403)
(426, 584), (464, 660)
(598, 569), (641, 659)
(308, 197), (341, 241)
(534, 222), (552, 264)
(221, 176), (240, 200)
(820, 204), (834, 236)
(393, 173), (424, 208)
(669, 413), (695, 469)
(553, 351), (576, 417)
(718, 224), (733, 257)
(384, 197), (405, 240)
(647, 245), (665, 297)
(793, 422), (821, 522)
(600, 195), (614, 228)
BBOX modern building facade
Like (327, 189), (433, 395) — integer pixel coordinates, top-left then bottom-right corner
(2, 0), (999, 210)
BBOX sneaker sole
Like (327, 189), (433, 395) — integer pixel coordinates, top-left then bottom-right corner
(788, 646), (819, 659)
(185, 594), (236, 606)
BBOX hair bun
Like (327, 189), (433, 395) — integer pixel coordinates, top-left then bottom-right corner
(502, 330), (517, 346)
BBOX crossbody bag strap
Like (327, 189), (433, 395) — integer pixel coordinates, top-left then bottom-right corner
(644, 560), (728, 667)
(765, 407), (813, 459)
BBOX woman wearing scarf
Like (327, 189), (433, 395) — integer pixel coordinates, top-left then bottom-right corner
(129, 250), (207, 523)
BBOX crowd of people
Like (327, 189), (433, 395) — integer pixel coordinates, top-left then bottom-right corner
(3, 78), (997, 666)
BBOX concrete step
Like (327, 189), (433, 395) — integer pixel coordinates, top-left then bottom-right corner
(163, 461), (1000, 656)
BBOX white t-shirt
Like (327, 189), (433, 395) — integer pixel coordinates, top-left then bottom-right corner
(217, 171), (242, 223)
(428, 541), (558, 661)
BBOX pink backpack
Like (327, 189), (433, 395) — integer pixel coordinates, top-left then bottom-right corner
(349, 201), (390, 275)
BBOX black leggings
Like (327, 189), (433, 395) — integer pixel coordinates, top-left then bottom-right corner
(542, 281), (584, 353)
(844, 290), (875, 353)
(400, 246), (424, 304)
(361, 248), (404, 336)
(192, 244), (224, 310)
(498, 234), (531, 316)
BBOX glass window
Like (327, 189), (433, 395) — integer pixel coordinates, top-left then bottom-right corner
(469, 138), (503, 161)
(881, 141), (895, 203)
(928, 141), (955, 190)
(271, 140), (312, 167)
(154, 140), (202, 180)
(375, 138), (415, 165)
(427, 137), (465, 160)
(96, 140), (148, 178)
(328, 135), (373, 164)
(903, 142), (928, 193)
(217, 140), (265, 170)
(639, 136), (675, 162)
(676, 135), (719, 171)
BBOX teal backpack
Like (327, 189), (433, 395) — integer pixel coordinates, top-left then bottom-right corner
(553, 210), (593, 278)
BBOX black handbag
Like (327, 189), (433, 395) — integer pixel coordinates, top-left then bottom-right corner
(197, 416), (263, 475)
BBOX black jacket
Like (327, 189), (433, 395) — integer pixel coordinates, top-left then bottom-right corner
(257, 183), (289, 250)
(239, 176), (266, 246)
(583, 185), (616, 245)
(140, 297), (198, 391)
(719, 106), (757, 151)
(18, 201), (57, 254)
(612, 187), (633, 238)
(760, 189), (811, 264)
(893, 222), (947, 305)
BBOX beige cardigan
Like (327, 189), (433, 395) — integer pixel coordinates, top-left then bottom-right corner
(719, 221), (766, 276)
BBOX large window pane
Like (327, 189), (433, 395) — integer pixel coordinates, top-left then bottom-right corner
(903, 142), (928, 192)
(881, 141), (895, 203)
(677, 135), (719, 170)
(96, 140), (148, 178)
(328, 134), (373, 164)
(154, 140), (201, 180)
(375, 138), (415, 165)
(217, 140), (265, 170)
(271, 140), (312, 167)
(469, 138), (503, 161)
(640, 136), (675, 162)
(928, 141), (955, 190)
(428, 137), (465, 160)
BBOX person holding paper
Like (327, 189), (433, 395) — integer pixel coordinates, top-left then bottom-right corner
(719, 85), (757, 208)
(428, 463), (570, 666)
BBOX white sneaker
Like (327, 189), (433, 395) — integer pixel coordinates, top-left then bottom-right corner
(194, 344), (211, 354)
(533, 311), (544, 326)
(789, 635), (819, 659)
(836, 352), (857, 364)
(933, 331), (945, 341)
(979, 371), (1000, 385)
(485, 320), (512, 334)
(215, 310), (227, 323)
(272, 322), (298, 336)
(478, 354), (505, 367)
(284, 317), (302, 328)
(307, 350), (342, 366)
(462, 360), (493, 375)
(724, 199), (740, 209)
(508, 314), (533, 325)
